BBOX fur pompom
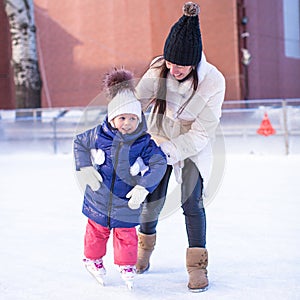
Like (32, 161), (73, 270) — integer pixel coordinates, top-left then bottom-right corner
(183, 2), (200, 17)
(103, 67), (135, 100)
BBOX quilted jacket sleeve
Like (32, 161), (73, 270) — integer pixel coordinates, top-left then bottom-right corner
(134, 138), (167, 193)
(73, 126), (99, 171)
(171, 69), (225, 161)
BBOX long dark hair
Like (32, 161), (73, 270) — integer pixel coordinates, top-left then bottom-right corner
(149, 57), (199, 129)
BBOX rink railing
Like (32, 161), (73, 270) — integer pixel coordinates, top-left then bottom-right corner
(0, 98), (299, 155)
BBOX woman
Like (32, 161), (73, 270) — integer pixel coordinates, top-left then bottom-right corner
(135, 2), (226, 292)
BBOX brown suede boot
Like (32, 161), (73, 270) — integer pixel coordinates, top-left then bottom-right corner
(186, 247), (209, 292)
(136, 232), (156, 274)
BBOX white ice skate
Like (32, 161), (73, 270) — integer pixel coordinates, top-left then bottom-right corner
(83, 258), (106, 286)
(119, 265), (136, 290)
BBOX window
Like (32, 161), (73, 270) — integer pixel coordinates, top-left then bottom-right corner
(283, 0), (300, 58)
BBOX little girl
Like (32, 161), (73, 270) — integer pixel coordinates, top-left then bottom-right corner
(73, 68), (166, 289)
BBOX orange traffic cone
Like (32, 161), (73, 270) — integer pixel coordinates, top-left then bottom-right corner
(257, 112), (276, 136)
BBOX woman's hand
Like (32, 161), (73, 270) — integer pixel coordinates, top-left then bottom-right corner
(160, 141), (180, 165)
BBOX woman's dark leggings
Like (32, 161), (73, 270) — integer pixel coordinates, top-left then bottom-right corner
(139, 159), (206, 248)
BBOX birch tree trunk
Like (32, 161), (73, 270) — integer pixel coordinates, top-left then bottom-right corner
(4, 0), (42, 110)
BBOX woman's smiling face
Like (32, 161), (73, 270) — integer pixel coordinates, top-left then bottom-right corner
(165, 61), (193, 81)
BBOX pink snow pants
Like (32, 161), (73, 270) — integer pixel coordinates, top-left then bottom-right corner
(84, 219), (138, 266)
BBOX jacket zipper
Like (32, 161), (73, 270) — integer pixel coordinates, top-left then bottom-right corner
(107, 142), (123, 228)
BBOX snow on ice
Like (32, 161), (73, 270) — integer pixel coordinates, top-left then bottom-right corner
(0, 152), (300, 299)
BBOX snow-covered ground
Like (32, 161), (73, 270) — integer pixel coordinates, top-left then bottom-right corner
(0, 152), (300, 300)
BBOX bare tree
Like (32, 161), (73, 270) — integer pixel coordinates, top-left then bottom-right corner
(4, 0), (42, 110)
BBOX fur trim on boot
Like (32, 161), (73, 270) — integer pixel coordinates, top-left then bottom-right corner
(186, 247), (209, 292)
(136, 232), (156, 274)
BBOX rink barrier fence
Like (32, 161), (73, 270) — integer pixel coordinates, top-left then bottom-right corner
(0, 99), (299, 155)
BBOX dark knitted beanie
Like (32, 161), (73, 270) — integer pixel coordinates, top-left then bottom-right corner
(163, 2), (202, 66)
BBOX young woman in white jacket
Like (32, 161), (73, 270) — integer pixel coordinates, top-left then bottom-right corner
(135, 2), (226, 292)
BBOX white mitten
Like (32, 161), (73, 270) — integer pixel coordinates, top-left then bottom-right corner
(160, 141), (180, 165)
(126, 185), (149, 210)
(77, 166), (103, 191)
(91, 148), (105, 165)
(130, 157), (149, 176)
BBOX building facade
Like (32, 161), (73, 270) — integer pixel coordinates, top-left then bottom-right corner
(0, 0), (299, 109)
(243, 0), (300, 100)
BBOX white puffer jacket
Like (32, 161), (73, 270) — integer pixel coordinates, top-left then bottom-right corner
(136, 54), (226, 201)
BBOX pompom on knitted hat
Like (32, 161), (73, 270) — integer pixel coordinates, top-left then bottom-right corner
(163, 2), (202, 66)
(103, 68), (141, 123)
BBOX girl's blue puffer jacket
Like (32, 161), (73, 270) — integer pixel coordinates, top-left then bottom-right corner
(73, 114), (167, 229)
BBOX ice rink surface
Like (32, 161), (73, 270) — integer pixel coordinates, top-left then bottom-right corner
(0, 152), (299, 300)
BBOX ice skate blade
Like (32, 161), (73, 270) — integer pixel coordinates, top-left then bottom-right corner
(94, 276), (105, 286)
(125, 280), (134, 290)
(85, 267), (105, 286)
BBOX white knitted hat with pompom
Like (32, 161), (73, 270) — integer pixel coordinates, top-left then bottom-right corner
(103, 68), (141, 123)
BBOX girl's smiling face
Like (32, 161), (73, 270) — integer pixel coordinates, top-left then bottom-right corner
(165, 61), (193, 81)
(112, 113), (139, 134)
